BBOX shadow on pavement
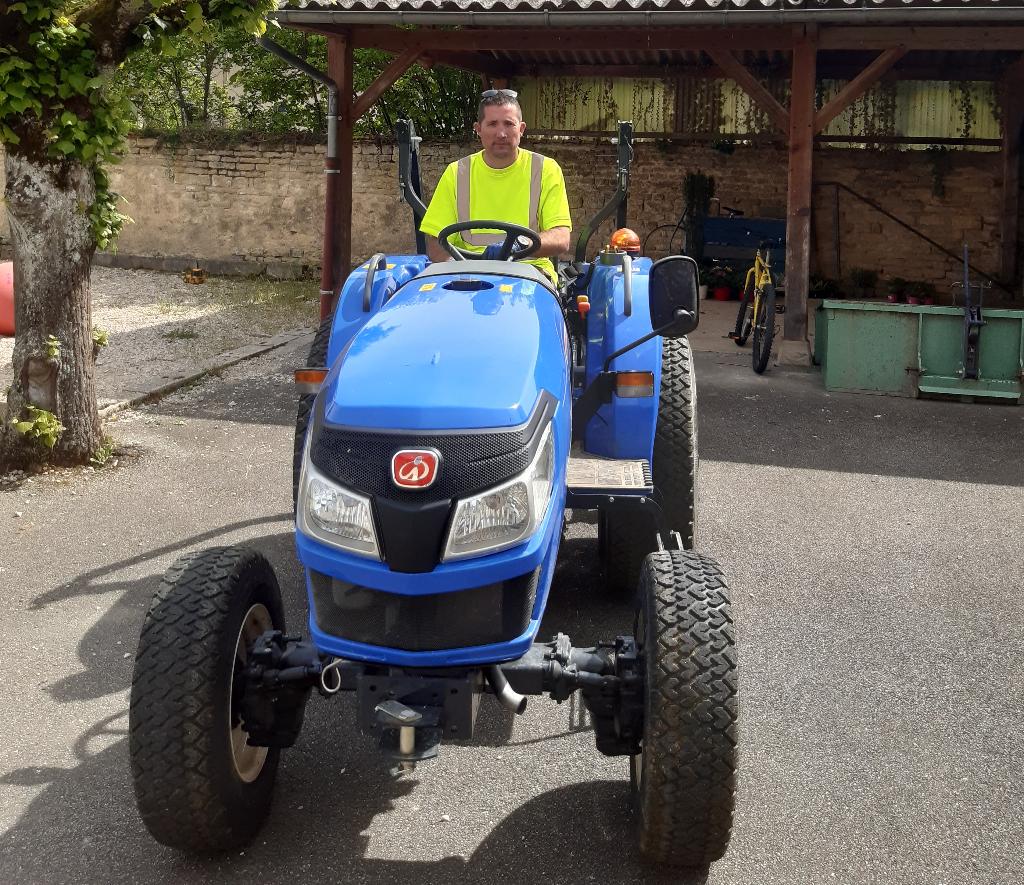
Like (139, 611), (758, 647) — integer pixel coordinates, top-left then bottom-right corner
(35, 521), (303, 705)
(696, 354), (1024, 487)
(0, 513), (698, 885)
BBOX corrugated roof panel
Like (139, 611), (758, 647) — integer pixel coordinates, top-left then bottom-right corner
(281, 0), (1014, 11)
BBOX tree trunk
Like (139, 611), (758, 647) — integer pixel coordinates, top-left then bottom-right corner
(1, 151), (102, 469)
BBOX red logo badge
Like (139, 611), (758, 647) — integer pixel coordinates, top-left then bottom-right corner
(391, 449), (441, 489)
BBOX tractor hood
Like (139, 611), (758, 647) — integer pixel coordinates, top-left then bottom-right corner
(321, 272), (568, 430)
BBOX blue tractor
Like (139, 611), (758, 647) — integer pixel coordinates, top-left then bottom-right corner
(128, 124), (737, 869)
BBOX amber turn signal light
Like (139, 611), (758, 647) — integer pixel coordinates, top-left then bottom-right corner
(294, 368), (328, 395)
(615, 370), (654, 398)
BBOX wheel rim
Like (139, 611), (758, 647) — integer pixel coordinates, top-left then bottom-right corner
(229, 602), (272, 783)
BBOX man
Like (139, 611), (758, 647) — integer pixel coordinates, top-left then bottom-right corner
(419, 89), (572, 285)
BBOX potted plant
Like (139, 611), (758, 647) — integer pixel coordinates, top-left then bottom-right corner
(697, 259), (711, 300)
(885, 277), (908, 304)
(705, 263), (734, 301)
(848, 267), (879, 300)
(909, 280), (938, 305)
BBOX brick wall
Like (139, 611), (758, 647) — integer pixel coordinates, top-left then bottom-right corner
(0, 138), (1006, 291)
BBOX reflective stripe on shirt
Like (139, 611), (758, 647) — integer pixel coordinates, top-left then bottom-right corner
(455, 151), (544, 246)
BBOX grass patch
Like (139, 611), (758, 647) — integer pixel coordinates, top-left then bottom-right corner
(202, 276), (319, 335)
(161, 325), (201, 341)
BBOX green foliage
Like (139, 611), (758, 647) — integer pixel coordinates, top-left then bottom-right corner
(849, 267), (879, 289)
(89, 434), (115, 466)
(0, 1), (277, 254)
(91, 325), (108, 347)
(113, 25), (480, 139)
(10, 405), (64, 449)
(45, 333), (61, 359)
(886, 276), (909, 298)
(683, 171), (715, 218)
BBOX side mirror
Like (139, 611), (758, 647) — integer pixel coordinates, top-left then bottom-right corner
(649, 256), (700, 338)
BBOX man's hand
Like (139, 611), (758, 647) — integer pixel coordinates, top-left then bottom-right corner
(426, 236), (449, 263)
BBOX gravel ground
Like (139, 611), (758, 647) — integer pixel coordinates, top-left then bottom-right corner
(0, 266), (317, 410)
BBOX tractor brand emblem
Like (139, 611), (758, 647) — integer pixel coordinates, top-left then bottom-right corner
(391, 449), (441, 489)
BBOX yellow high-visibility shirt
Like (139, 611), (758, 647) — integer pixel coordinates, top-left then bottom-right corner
(420, 149), (572, 284)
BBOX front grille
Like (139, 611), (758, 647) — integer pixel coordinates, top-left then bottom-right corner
(310, 568), (540, 652)
(309, 391), (555, 504)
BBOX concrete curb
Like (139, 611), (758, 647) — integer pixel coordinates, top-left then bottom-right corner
(98, 326), (313, 419)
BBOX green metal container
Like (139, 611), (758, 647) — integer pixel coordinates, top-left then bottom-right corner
(816, 300), (1024, 402)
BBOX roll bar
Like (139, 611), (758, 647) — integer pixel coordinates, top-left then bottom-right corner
(395, 119), (427, 255)
(573, 120), (634, 262)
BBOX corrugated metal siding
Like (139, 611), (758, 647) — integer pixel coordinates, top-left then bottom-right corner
(520, 77), (669, 131)
(521, 76), (1001, 147)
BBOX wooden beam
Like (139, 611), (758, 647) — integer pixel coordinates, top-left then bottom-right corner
(1000, 61), (1024, 284)
(783, 32), (817, 349)
(350, 26), (796, 54)
(814, 47), (907, 134)
(352, 46), (422, 121)
(426, 51), (512, 77)
(706, 48), (789, 135)
(328, 33), (354, 289)
(820, 26), (1024, 51)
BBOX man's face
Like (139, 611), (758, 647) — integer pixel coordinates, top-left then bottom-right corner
(474, 103), (526, 161)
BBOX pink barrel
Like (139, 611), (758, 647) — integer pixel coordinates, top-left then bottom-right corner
(0, 261), (13, 336)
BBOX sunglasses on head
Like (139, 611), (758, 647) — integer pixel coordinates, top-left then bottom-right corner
(480, 89), (519, 99)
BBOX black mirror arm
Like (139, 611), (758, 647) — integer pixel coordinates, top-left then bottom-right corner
(602, 309), (694, 373)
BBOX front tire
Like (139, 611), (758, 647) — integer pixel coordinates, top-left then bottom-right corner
(631, 550), (737, 868)
(600, 336), (699, 594)
(751, 284), (777, 374)
(129, 547), (286, 852)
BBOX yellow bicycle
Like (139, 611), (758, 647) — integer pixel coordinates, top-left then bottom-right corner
(729, 241), (779, 374)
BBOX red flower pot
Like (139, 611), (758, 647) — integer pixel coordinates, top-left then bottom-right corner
(712, 286), (732, 301)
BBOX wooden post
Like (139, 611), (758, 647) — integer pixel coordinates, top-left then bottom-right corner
(1000, 62), (1024, 286)
(783, 31), (817, 354)
(328, 32), (354, 296)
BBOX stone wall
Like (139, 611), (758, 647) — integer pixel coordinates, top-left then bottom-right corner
(0, 137), (1006, 292)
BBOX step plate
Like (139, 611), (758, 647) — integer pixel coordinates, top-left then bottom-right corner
(566, 453), (653, 495)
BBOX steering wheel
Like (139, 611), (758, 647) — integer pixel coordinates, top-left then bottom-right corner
(436, 220), (542, 262)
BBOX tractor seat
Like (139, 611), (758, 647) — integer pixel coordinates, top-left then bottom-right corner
(413, 260), (558, 296)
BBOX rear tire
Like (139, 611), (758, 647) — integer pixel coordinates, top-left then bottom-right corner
(600, 336), (698, 593)
(751, 285), (776, 374)
(631, 550), (737, 868)
(732, 278), (753, 346)
(293, 317), (332, 508)
(129, 547), (286, 852)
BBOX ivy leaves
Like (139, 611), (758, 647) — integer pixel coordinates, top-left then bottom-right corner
(0, 1), (275, 250)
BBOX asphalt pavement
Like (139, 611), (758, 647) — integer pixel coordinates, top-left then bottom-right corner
(1, 335), (1022, 885)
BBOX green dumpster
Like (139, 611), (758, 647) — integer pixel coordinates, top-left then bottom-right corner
(815, 300), (1024, 402)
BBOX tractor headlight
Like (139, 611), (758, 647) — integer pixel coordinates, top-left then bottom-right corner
(443, 424), (554, 561)
(297, 453), (381, 560)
